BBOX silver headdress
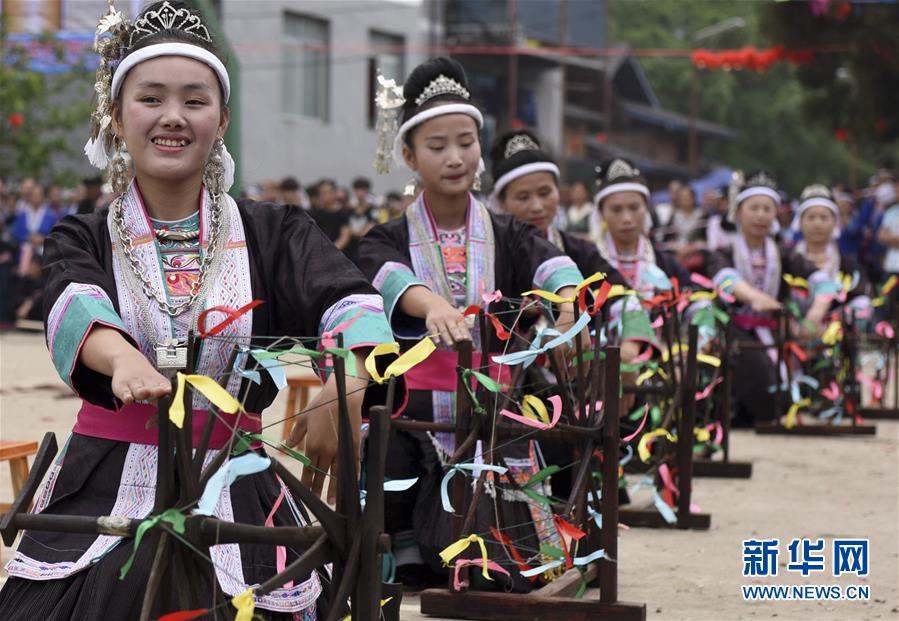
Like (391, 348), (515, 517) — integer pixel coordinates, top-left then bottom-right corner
(414, 74), (470, 107)
(605, 158), (640, 181)
(503, 134), (540, 159)
(373, 73), (406, 174)
(128, 1), (212, 48)
(84, 0), (130, 169)
(800, 183), (831, 202)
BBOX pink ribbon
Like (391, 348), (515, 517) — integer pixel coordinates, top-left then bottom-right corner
(264, 486), (292, 589)
(695, 377), (723, 401)
(658, 463), (679, 497)
(821, 381), (840, 402)
(856, 371), (883, 402)
(875, 321), (896, 340)
(481, 287), (503, 305)
(650, 315), (664, 329)
(705, 421), (723, 445)
(622, 404), (649, 442)
(453, 559), (510, 591)
(500, 395), (563, 430)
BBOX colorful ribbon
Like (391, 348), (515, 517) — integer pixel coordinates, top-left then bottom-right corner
(365, 337), (435, 384)
(439, 535), (492, 581)
(197, 299), (264, 337)
(454, 559), (510, 590)
(194, 453), (271, 516)
(500, 395), (563, 430)
(169, 373), (243, 429)
(231, 588), (255, 621)
(119, 508), (185, 579)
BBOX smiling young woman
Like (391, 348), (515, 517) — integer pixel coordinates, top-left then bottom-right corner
(0, 2), (397, 619)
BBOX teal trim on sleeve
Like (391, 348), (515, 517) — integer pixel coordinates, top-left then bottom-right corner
(380, 269), (425, 324)
(52, 295), (126, 389)
(337, 308), (394, 350)
(542, 266), (584, 295)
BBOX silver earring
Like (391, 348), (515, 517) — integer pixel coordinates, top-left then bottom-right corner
(203, 138), (225, 197)
(403, 172), (420, 197)
(472, 169), (483, 192)
(109, 139), (132, 196)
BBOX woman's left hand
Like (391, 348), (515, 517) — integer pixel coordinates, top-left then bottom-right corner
(287, 352), (369, 504)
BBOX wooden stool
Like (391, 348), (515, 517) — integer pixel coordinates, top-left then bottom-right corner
(0, 440), (39, 513)
(281, 376), (322, 442)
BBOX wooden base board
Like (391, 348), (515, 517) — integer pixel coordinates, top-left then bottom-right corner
(693, 460), (753, 479)
(859, 407), (899, 420)
(419, 589), (647, 621)
(755, 423), (876, 436)
(618, 508), (711, 530)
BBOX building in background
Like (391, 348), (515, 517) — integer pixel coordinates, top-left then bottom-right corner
(220, 0), (424, 194)
(442, 0), (734, 189)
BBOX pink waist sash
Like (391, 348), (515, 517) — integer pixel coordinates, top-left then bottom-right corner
(733, 314), (778, 331)
(404, 350), (512, 393)
(73, 401), (262, 449)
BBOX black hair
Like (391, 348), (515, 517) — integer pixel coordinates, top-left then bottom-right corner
(489, 128), (558, 200)
(594, 157), (649, 211)
(115, 2), (227, 105)
(352, 177), (371, 190)
(400, 57), (479, 149)
(280, 177), (301, 191)
(385, 191), (402, 202)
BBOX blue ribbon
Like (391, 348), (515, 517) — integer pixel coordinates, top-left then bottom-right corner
(234, 346), (261, 384)
(492, 312), (592, 366)
(194, 453), (271, 516)
(440, 463), (508, 513)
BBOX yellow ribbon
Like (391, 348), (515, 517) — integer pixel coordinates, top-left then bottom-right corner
(821, 321), (842, 346)
(694, 427), (711, 443)
(661, 343), (687, 363)
(883, 274), (898, 295)
(637, 428), (676, 463)
(521, 272), (606, 304)
(231, 588), (254, 621)
(635, 368), (656, 386)
(341, 598), (394, 621)
(364, 337), (435, 384)
(169, 373), (243, 429)
(438, 534), (492, 581)
(522, 395), (550, 423)
(608, 284), (637, 299)
(785, 398), (811, 430)
(783, 274), (809, 290)
(697, 354), (721, 368)
(689, 291), (718, 302)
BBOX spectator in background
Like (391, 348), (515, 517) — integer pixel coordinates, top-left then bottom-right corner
(76, 176), (104, 215)
(654, 179), (683, 233)
(866, 177), (896, 285)
(260, 179), (281, 203)
(565, 180), (593, 238)
(345, 178), (379, 264)
(382, 191), (406, 222)
(279, 176), (309, 209)
(308, 178), (351, 251)
(656, 184), (708, 272)
(11, 184), (56, 251)
(875, 179), (899, 284)
(835, 190), (862, 258)
(706, 186), (736, 251)
(14, 178), (36, 213)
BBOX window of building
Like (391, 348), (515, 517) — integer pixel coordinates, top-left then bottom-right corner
(367, 31), (405, 127)
(282, 12), (329, 121)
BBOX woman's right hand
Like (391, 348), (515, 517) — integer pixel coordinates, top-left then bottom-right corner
(110, 349), (171, 405)
(750, 292), (782, 313)
(425, 298), (470, 347)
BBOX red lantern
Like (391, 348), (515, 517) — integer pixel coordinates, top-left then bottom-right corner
(834, 128), (849, 142)
(8, 112), (23, 129)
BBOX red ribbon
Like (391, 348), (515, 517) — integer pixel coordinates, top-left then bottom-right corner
(489, 526), (536, 578)
(578, 280), (612, 317)
(784, 341), (807, 363)
(198, 300), (264, 337)
(158, 610), (209, 621)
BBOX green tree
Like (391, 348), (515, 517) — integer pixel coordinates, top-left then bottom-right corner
(0, 19), (94, 184)
(608, 0), (881, 193)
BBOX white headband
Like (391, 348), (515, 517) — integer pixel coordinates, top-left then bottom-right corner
(393, 103), (484, 166)
(594, 182), (650, 207)
(797, 197), (838, 219)
(491, 162), (560, 199)
(735, 186), (781, 207)
(111, 42), (230, 102)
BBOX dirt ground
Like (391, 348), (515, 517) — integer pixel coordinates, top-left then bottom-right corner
(1, 330), (897, 621)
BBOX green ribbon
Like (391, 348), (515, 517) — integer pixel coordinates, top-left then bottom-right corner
(119, 508), (186, 580)
(250, 345), (357, 376)
(232, 431), (312, 466)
